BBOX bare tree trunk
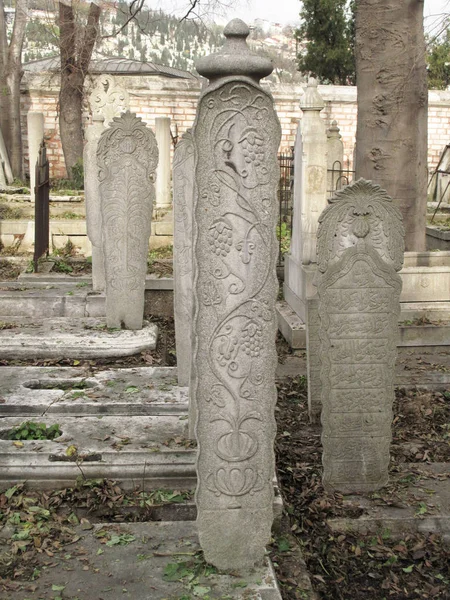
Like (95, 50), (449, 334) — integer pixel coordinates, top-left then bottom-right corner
(355, 0), (428, 251)
(58, 0), (100, 178)
(0, 0), (28, 180)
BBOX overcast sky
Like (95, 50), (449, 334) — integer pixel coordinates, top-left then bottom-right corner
(153, 0), (450, 28)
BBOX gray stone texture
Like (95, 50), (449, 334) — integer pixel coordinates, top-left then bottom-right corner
(317, 179), (404, 493)
(155, 117), (172, 210)
(173, 130), (195, 394)
(27, 112), (45, 197)
(192, 19), (281, 570)
(283, 78), (328, 323)
(97, 111), (158, 329)
(84, 114), (106, 292)
(327, 120), (344, 193)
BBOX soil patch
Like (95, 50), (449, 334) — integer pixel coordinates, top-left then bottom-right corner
(273, 376), (450, 600)
(0, 260), (21, 281)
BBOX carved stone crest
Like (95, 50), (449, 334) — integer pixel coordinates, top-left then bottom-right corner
(88, 74), (129, 125)
(97, 111), (158, 330)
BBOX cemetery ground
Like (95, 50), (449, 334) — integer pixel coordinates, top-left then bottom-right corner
(0, 320), (449, 599)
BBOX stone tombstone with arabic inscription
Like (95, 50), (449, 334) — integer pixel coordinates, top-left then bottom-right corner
(97, 111), (158, 330)
(173, 130), (195, 388)
(316, 179), (404, 493)
(192, 19), (281, 570)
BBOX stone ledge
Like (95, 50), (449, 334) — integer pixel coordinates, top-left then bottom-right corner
(277, 300), (450, 349)
(0, 317), (158, 359)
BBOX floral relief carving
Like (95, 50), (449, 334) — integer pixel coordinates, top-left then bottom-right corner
(193, 78), (280, 514)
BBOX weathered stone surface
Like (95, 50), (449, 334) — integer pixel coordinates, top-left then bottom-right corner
(27, 112), (45, 197)
(317, 179), (404, 493)
(88, 74), (129, 125)
(305, 297), (321, 423)
(192, 19), (281, 570)
(97, 111), (158, 329)
(84, 114), (106, 292)
(155, 117), (172, 211)
(283, 78), (327, 323)
(173, 130), (195, 388)
(327, 120), (344, 193)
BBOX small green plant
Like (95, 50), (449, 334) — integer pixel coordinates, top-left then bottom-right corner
(58, 211), (83, 220)
(7, 421), (62, 441)
(276, 221), (291, 255)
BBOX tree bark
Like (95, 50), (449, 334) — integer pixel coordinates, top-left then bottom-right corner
(58, 0), (100, 178)
(355, 0), (428, 251)
(0, 0), (28, 180)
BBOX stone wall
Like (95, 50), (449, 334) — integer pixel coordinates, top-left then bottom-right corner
(20, 71), (450, 180)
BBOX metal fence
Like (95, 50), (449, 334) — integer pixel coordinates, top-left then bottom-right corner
(327, 159), (355, 198)
(34, 141), (50, 272)
(278, 150), (294, 265)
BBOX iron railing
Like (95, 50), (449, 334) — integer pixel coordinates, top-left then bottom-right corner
(327, 159), (355, 198)
(34, 141), (50, 272)
(278, 149), (294, 265)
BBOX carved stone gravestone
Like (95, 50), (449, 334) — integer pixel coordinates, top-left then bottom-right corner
(97, 111), (158, 330)
(316, 179), (404, 493)
(173, 130), (195, 389)
(192, 19), (281, 570)
(84, 114), (106, 292)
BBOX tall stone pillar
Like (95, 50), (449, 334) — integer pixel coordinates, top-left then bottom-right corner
(155, 117), (172, 213)
(27, 113), (45, 198)
(283, 78), (327, 322)
(84, 115), (106, 292)
(192, 19), (281, 570)
(327, 120), (344, 193)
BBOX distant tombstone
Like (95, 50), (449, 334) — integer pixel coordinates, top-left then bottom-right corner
(327, 120), (344, 193)
(89, 74), (129, 125)
(173, 130), (195, 389)
(317, 178), (404, 493)
(84, 114), (106, 292)
(192, 19), (281, 570)
(97, 111), (158, 330)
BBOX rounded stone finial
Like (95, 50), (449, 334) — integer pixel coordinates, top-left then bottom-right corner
(223, 18), (249, 38)
(195, 18), (273, 83)
(328, 120), (341, 139)
(300, 77), (325, 112)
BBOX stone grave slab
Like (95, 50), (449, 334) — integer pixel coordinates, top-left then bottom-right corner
(1, 521), (282, 600)
(0, 317), (158, 359)
(327, 463), (450, 543)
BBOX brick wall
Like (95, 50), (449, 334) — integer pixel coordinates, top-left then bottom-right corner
(20, 72), (450, 180)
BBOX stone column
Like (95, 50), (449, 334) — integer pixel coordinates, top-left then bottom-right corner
(327, 120), (344, 193)
(155, 117), (172, 213)
(192, 19), (281, 571)
(84, 114), (106, 292)
(316, 179), (404, 493)
(283, 78), (327, 322)
(97, 112), (158, 330)
(27, 113), (45, 198)
(173, 130), (195, 387)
